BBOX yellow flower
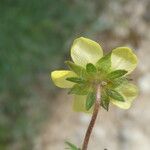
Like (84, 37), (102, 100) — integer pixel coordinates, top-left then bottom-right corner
(51, 37), (138, 113)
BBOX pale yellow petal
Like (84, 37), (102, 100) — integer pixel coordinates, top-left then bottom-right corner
(51, 70), (76, 88)
(111, 99), (131, 109)
(111, 83), (138, 109)
(73, 95), (93, 114)
(71, 37), (103, 67)
(111, 47), (138, 73)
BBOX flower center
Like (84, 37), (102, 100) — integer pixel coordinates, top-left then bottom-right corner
(101, 81), (107, 86)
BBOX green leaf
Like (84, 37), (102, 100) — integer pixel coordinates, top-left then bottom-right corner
(86, 63), (97, 75)
(106, 89), (125, 102)
(96, 52), (111, 73)
(101, 92), (110, 111)
(110, 77), (128, 88)
(86, 92), (95, 110)
(66, 77), (86, 84)
(68, 84), (89, 95)
(65, 61), (87, 78)
(65, 141), (80, 150)
(111, 83), (138, 109)
(107, 70), (128, 79)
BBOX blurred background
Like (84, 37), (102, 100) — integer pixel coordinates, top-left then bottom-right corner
(0, 0), (150, 150)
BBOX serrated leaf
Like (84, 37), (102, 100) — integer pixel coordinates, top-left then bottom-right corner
(68, 84), (89, 95)
(101, 92), (110, 111)
(86, 92), (95, 110)
(96, 52), (111, 73)
(65, 141), (80, 150)
(107, 70), (128, 79)
(65, 61), (87, 78)
(66, 77), (86, 84)
(106, 89), (125, 102)
(86, 63), (97, 75)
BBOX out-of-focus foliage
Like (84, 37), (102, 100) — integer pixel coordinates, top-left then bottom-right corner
(0, 0), (108, 149)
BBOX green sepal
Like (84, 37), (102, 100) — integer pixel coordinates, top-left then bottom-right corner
(65, 61), (87, 78)
(66, 77), (86, 84)
(65, 141), (80, 150)
(106, 89), (125, 102)
(86, 63), (97, 75)
(96, 52), (111, 73)
(107, 70), (128, 80)
(110, 77), (128, 88)
(86, 92), (96, 110)
(68, 84), (89, 95)
(101, 92), (110, 111)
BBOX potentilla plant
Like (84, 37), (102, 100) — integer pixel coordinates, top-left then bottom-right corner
(51, 37), (138, 150)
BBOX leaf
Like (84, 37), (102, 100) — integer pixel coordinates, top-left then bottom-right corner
(68, 84), (89, 95)
(65, 141), (80, 150)
(86, 63), (97, 75)
(96, 52), (111, 73)
(101, 92), (110, 111)
(111, 83), (138, 109)
(66, 77), (86, 84)
(86, 92), (96, 110)
(107, 70), (128, 79)
(65, 61), (87, 78)
(110, 77), (128, 88)
(106, 89), (125, 102)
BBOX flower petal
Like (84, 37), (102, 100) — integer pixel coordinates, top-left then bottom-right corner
(111, 47), (138, 73)
(111, 83), (138, 109)
(73, 95), (93, 113)
(71, 37), (103, 67)
(51, 70), (76, 88)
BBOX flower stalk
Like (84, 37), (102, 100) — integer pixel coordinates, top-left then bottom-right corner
(51, 37), (138, 150)
(82, 84), (101, 150)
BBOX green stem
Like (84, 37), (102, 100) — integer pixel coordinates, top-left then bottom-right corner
(82, 84), (101, 150)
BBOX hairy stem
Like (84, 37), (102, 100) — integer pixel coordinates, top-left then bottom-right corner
(82, 84), (101, 150)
